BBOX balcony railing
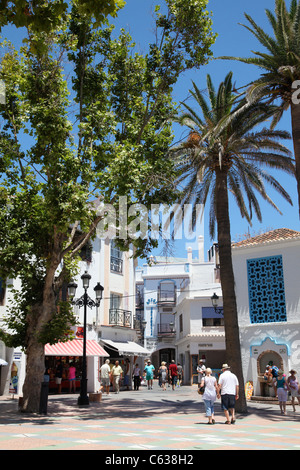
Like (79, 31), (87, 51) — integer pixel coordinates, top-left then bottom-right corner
(157, 323), (176, 338)
(109, 308), (132, 328)
(157, 290), (176, 306)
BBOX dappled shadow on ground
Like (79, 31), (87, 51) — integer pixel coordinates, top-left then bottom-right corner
(0, 394), (299, 426)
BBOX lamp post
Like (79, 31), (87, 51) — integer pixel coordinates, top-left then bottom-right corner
(211, 292), (223, 315)
(141, 319), (147, 349)
(68, 272), (104, 406)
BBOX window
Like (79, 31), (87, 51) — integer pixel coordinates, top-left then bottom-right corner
(110, 293), (122, 310)
(110, 240), (123, 273)
(247, 255), (287, 324)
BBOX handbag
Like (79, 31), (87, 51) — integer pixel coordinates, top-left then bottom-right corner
(198, 385), (205, 395)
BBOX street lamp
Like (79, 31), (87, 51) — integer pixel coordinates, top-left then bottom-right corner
(68, 271), (104, 406)
(211, 292), (223, 315)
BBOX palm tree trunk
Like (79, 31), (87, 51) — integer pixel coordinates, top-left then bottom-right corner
(290, 101), (300, 217)
(215, 168), (247, 414)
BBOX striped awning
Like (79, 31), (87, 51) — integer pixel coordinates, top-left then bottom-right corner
(45, 339), (109, 357)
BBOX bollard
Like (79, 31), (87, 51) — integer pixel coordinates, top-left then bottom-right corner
(39, 381), (49, 414)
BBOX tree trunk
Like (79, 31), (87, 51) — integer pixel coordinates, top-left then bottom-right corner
(21, 337), (45, 413)
(290, 101), (300, 217)
(215, 168), (247, 414)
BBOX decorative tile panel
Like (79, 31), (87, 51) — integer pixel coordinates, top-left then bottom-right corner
(247, 255), (287, 324)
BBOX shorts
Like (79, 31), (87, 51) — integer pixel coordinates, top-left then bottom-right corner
(171, 376), (177, 386)
(55, 377), (62, 385)
(221, 394), (236, 410)
(101, 377), (110, 387)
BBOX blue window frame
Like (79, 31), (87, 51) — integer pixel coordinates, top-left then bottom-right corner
(247, 255), (287, 324)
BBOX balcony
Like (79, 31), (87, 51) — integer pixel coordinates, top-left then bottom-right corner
(110, 257), (123, 274)
(157, 289), (176, 306)
(109, 308), (132, 328)
(157, 323), (176, 340)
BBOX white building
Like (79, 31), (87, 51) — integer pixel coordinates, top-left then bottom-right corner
(0, 230), (149, 396)
(232, 228), (300, 397)
(136, 236), (223, 383)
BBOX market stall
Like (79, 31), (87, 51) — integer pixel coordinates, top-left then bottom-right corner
(45, 339), (109, 393)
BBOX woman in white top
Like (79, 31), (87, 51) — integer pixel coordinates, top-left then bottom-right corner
(200, 368), (219, 424)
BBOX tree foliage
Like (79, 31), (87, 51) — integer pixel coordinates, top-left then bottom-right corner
(0, 0), (126, 32)
(0, 1), (215, 411)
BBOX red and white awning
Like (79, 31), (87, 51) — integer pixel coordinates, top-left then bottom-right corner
(45, 339), (109, 357)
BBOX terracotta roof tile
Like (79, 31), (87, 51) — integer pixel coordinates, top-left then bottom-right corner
(232, 228), (300, 248)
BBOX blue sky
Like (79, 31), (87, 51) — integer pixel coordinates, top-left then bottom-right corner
(112, 0), (298, 260)
(2, 0), (299, 261)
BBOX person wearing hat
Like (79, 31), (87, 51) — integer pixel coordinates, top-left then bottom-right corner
(273, 369), (290, 415)
(287, 369), (300, 412)
(218, 364), (239, 424)
(144, 359), (155, 390)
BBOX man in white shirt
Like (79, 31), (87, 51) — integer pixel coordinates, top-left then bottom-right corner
(218, 364), (239, 424)
(100, 359), (111, 395)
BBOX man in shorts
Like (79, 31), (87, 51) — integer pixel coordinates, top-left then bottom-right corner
(218, 364), (239, 424)
(55, 360), (63, 394)
(100, 359), (111, 395)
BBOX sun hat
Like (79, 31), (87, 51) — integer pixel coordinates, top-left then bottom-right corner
(222, 364), (230, 370)
(277, 369), (284, 375)
(289, 369), (297, 374)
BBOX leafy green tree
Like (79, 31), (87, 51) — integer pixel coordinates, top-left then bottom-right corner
(0, 1), (216, 412)
(172, 72), (295, 413)
(220, 0), (300, 216)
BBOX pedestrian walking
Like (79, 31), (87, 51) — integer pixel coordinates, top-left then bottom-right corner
(68, 362), (77, 393)
(200, 368), (219, 425)
(169, 360), (178, 390)
(123, 358), (130, 391)
(158, 362), (168, 391)
(197, 359), (206, 389)
(99, 359), (111, 395)
(218, 364), (239, 424)
(274, 369), (289, 415)
(177, 363), (183, 387)
(287, 369), (300, 412)
(133, 363), (141, 391)
(111, 360), (123, 394)
(144, 360), (155, 390)
(55, 360), (63, 394)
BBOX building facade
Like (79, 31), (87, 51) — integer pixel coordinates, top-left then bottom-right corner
(136, 236), (223, 382)
(232, 228), (300, 397)
(0, 230), (149, 396)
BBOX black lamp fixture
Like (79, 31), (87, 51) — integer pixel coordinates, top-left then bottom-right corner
(211, 292), (223, 315)
(68, 271), (104, 407)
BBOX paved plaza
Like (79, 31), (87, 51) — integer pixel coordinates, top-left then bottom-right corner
(0, 384), (299, 451)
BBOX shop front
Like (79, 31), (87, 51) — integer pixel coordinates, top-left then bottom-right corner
(100, 339), (151, 390)
(45, 339), (109, 394)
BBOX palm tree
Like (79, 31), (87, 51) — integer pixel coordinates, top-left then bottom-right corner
(221, 0), (300, 216)
(173, 72), (295, 413)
